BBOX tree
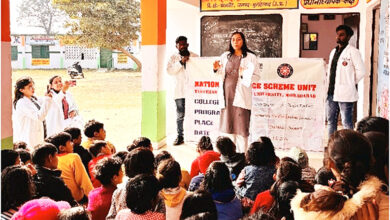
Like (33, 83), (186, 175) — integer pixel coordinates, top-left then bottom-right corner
(18, 0), (66, 35)
(56, 0), (141, 71)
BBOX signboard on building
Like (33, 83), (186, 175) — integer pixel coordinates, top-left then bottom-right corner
(32, 59), (50, 65)
(201, 0), (298, 11)
(185, 57), (326, 152)
(117, 53), (128, 63)
(26, 36), (57, 45)
(300, 0), (358, 9)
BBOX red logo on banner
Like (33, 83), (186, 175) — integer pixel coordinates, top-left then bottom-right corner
(277, 63), (293, 78)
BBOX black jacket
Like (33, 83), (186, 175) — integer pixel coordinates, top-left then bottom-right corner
(220, 153), (246, 181)
(33, 165), (77, 206)
(73, 145), (92, 176)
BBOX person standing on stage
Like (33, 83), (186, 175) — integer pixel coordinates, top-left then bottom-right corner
(326, 25), (365, 137)
(167, 36), (198, 145)
(213, 31), (260, 153)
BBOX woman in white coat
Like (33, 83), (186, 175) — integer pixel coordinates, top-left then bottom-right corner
(213, 32), (261, 153)
(13, 77), (52, 150)
(46, 75), (83, 137)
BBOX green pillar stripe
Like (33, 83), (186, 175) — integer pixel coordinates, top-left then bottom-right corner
(60, 57), (64, 68)
(141, 91), (166, 142)
(1, 136), (13, 149)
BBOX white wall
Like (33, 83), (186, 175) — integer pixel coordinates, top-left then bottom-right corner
(166, 0), (380, 127)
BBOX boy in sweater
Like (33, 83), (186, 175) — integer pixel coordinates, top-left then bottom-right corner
(46, 132), (93, 204)
(32, 143), (77, 206)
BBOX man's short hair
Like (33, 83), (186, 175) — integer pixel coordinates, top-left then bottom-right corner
(84, 120), (104, 138)
(336, 25), (354, 37)
(175, 36), (187, 44)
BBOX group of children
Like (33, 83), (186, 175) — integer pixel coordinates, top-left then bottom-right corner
(2, 115), (389, 220)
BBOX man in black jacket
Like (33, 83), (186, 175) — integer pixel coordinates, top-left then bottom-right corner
(32, 143), (77, 206)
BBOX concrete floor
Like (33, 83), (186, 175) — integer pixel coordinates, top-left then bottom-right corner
(158, 134), (326, 173)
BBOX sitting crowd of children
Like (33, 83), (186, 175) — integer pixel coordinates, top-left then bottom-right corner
(1, 116), (389, 220)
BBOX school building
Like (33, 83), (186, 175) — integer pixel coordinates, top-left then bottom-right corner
(10, 35), (139, 70)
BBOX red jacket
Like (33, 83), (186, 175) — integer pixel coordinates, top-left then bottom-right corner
(88, 154), (111, 188)
(250, 190), (274, 215)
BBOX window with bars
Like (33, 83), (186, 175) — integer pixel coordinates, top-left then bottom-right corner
(11, 46), (18, 61)
(65, 46), (96, 60)
(31, 45), (50, 58)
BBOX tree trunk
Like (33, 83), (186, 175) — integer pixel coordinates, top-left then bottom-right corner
(117, 47), (142, 72)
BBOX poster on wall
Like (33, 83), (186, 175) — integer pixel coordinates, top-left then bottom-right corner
(32, 59), (50, 65)
(201, 0), (298, 11)
(185, 57), (326, 152)
(117, 53), (128, 63)
(376, 0), (389, 119)
(26, 36), (57, 45)
(300, 0), (358, 9)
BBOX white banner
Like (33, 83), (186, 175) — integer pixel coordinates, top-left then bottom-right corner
(185, 57), (326, 152)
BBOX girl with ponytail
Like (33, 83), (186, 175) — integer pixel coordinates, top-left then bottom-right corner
(291, 129), (389, 219)
(13, 77), (52, 150)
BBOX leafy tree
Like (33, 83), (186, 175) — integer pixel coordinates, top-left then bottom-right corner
(18, 0), (66, 35)
(56, 0), (141, 71)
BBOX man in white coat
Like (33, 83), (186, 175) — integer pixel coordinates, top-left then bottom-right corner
(166, 36), (198, 145)
(326, 25), (365, 137)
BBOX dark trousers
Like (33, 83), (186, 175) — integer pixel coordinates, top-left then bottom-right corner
(175, 98), (185, 137)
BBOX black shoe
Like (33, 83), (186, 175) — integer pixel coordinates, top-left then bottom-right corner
(173, 136), (184, 145)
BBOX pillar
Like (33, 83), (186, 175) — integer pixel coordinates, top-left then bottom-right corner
(1, 0), (13, 149)
(140, 0), (167, 148)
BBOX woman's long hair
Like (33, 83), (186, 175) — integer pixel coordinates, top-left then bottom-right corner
(300, 130), (374, 215)
(228, 31), (255, 58)
(1, 165), (35, 211)
(13, 76), (35, 108)
(49, 75), (61, 93)
(200, 161), (233, 192)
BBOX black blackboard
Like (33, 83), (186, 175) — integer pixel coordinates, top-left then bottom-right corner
(201, 15), (283, 57)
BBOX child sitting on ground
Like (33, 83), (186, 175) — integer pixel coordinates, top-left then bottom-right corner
(288, 146), (316, 185)
(127, 137), (153, 152)
(13, 141), (28, 151)
(46, 132), (93, 204)
(236, 137), (277, 201)
(82, 120), (116, 154)
(116, 174), (165, 220)
(32, 143), (77, 206)
(188, 149), (220, 192)
(88, 140), (112, 188)
(157, 159), (191, 220)
(190, 136), (220, 178)
(16, 149), (32, 165)
(58, 206), (91, 220)
(215, 136), (246, 181)
(64, 127), (92, 174)
(88, 157), (123, 220)
(314, 166), (335, 187)
(154, 151), (191, 190)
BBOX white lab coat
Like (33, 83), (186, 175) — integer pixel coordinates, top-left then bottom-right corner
(45, 90), (82, 137)
(166, 51), (199, 99)
(13, 96), (52, 150)
(327, 45), (365, 102)
(215, 52), (261, 110)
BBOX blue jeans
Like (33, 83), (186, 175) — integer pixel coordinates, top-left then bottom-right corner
(175, 98), (185, 137)
(326, 95), (355, 137)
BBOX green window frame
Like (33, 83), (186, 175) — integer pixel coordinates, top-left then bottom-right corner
(31, 45), (50, 58)
(11, 46), (18, 61)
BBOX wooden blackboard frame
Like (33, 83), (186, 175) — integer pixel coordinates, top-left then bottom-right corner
(200, 14), (283, 57)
